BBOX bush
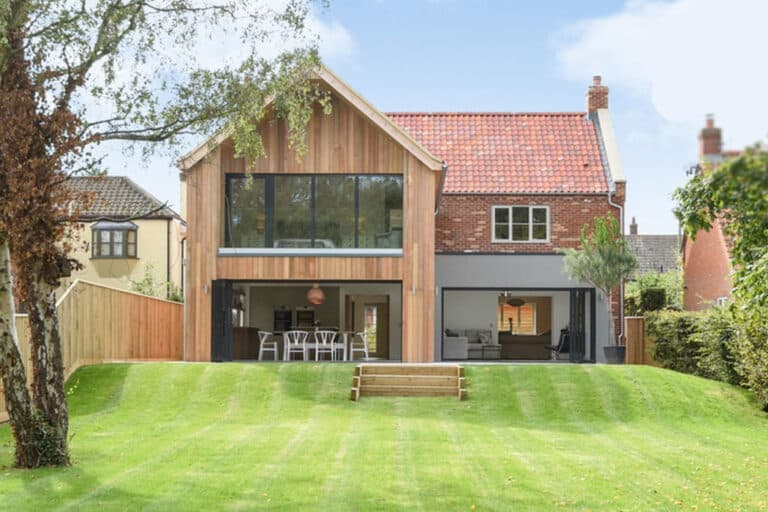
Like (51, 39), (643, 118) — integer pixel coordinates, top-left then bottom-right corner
(625, 269), (683, 316)
(646, 308), (738, 383)
(691, 307), (739, 385)
(646, 310), (701, 375)
(640, 288), (666, 312)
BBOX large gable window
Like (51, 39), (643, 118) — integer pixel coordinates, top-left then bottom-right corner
(225, 174), (403, 251)
(92, 221), (138, 258)
(492, 206), (549, 243)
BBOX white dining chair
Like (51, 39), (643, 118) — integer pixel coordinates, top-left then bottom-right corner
(333, 333), (348, 361)
(349, 331), (370, 361)
(314, 330), (337, 361)
(257, 331), (277, 361)
(284, 330), (309, 361)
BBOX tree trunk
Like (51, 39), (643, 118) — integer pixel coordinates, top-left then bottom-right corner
(0, 241), (41, 468)
(606, 289), (617, 345)
(25, 276), (69, 465)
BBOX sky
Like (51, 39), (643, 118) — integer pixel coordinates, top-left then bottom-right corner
(99, 0), (768, 235)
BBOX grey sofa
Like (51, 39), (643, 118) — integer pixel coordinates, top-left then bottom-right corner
(444, 329), (497, 360)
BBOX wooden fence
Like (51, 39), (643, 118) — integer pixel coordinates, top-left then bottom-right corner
(0, 280), (183, 421)
(625, 316), (657, 365)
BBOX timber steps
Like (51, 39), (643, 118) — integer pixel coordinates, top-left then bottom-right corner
(350, 364), (466, 401)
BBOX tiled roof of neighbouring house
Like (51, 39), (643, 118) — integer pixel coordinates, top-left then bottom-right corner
(68, 176), (180, 221)
(626, 234), (682, 277)
(387, 112), (609, 194)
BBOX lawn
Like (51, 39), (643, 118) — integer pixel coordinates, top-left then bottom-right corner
(1, 363), (767, 511)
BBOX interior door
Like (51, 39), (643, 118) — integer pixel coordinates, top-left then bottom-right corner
(211, 280), (233, 362)
(569, 289), (586, 363)
(349, 295), (389, 359)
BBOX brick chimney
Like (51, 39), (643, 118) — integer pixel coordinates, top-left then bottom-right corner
(629, 217), (638, 235)
(586, 75), (608, 112)
(699, 114), (722, 164)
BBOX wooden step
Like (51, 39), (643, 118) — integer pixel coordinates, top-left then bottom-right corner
(360, 374), (458, 387)
(360, 385), (459, 397)
(359, 364), (461, 377)
(350, 364), (466, 401)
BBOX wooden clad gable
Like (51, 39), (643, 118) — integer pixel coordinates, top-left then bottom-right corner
(182, 73), (439, 362)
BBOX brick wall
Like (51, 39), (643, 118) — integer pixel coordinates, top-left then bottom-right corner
(436, 189), (622, 253)
(683, 221), (732, 310)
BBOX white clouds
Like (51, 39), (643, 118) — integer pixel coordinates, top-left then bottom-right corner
(556, 0), (768, 148)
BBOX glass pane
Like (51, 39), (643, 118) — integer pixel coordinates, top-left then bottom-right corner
(532, 224), (547, 240)
(512, 207), (529, 223)
(512, 224), (529, 241)
(113, 241), (123, 256)
(99, 230), (110, 243)
(494, 208), (509, 223)
(532, 207), (547, 223)
(273, 176), (313, 248)
(315, 176), (356, 248)
(495, 224), (509, 240)
(227, 176), (266, 248)
(358, 176), (403, 248)
(100, 243), (111, 256)
(127, 243), (136, 257)
(364, 305), (377, 353)
(127, 230), (137, 243)
(112, 231), (124, 243)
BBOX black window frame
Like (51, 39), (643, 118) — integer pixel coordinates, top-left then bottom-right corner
(92, 226), (138, 259)
(224, 173), (404, 249)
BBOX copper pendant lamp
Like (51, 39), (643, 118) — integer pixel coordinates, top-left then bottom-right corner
(306, 283), (325, 305)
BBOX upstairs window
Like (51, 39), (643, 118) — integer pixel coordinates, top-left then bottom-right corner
(225, 174), (403, 249)
(92, 221), (138, 258)
(492, 206), (549, 243)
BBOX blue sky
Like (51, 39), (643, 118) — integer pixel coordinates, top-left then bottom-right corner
(102, 0), (767, 235)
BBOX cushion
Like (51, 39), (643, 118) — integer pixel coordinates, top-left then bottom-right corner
(478, 332), (491, 344)
(445, 328), (459, 337)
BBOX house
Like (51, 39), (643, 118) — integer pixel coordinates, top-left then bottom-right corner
(59, 176), (185, 299)
(179, 68), (626, 363)
(681, 116), (735, 310)
(625, 218), (680, 277)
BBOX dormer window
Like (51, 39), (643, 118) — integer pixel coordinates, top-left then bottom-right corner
(91, 221), (138, 258)
(492, 206), (549, 243)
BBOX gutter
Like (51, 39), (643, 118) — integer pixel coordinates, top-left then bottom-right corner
(435, 161), (448, 215)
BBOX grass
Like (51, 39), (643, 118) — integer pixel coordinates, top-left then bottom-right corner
(1, 363), (767, 511)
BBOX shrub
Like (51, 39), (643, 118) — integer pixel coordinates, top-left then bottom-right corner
(646, 308), (738, 383)
(691, 307), (739, 385)
(646, 310), (701, 375)
(624, 269), (683, 316)
(640, 288), (666, 312)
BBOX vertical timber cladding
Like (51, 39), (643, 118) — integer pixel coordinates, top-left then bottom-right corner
(184, 92), (438, 361)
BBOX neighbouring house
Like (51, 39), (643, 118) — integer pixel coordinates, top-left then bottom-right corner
(681, 116), (735, 310)
(179, 68), (626, 363)
(58, 176), (185, 299)
(625, 217), (680, 277)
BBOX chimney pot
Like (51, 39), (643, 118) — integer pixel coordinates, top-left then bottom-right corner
(630, 217), (638, 235)
(593, 75), (602, 86)
(705, 113), (715, 129)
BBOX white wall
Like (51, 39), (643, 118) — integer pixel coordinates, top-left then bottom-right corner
(443, 290), (500, 343)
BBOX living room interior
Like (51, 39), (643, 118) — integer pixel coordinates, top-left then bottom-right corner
(442, 289), (584, 361)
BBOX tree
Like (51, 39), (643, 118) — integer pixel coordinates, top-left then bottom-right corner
(0, 0), (328, 467)
(560, 215), (637, 345)
(675, 146), (768, 409)
(624, 267), (683, 315)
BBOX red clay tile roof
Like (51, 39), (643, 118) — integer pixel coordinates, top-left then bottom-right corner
(387, 112), (609, 194)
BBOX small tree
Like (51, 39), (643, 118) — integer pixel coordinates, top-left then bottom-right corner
(560, 215), (637, 345)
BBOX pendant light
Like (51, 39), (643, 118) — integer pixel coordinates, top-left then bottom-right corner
(306, 283), (325, 305)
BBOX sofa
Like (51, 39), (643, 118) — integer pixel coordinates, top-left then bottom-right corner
(444, 328), (499, 360)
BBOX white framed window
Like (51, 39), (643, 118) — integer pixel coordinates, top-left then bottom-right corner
(492, 206), (549, 243)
